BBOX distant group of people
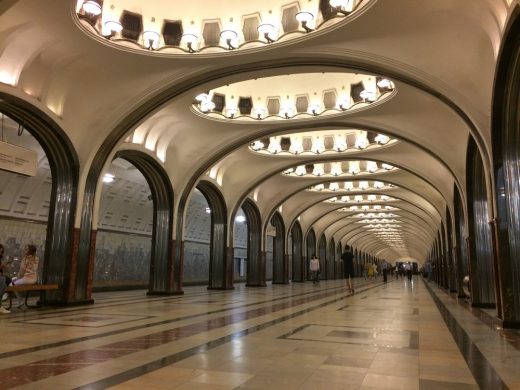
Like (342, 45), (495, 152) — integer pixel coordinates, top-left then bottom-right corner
(0, 244), (40, 314)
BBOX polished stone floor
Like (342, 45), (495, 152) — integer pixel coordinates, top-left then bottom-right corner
(1, 277), (519, 389)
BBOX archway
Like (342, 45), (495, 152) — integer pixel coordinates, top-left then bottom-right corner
(466, 138), (496, 307)
(328, 238), (335, 279)
(306, 228), (316, 281)
(291, 221), (304, 282)
(242, 199), (264, 287)
(196, 180), (230, 289)
(90, 150), (173, 294)
(270, 211), (287, 284)
(454, 185), (468, 297)
(445, 206), (456, 292)
(318, 234), (327, 280)
(184, 188), (211, 285)
(337, 241), (343, 279)
(233, 208), (248, 283)
(491, 7), (520, 327)
(0, 97), (78, 305)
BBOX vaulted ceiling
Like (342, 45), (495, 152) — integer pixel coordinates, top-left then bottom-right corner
(0, 0), (515, 263)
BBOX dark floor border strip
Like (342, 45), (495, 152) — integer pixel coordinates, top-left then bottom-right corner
(435, 286), (520, 351)
(8, 281), (340, 322)
(423, 280), (509, 390)
(74, 282), (384, 390)
(0, 281), (372, 359)
(12, 280), (343, 321)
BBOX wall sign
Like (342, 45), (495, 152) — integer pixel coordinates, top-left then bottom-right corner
(0, 141), (38, 176)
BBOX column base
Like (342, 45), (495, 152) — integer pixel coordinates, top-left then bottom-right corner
(471, 302), (496, 309)
(147, 290), (184, 296)
(246, 283), (267, 287)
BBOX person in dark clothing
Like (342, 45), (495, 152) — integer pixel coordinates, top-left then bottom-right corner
(381, 260), (389, 283)
(341, 245), (355, 294)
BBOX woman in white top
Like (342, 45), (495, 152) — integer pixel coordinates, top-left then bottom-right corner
(11, 245), (39, 308)
(309, 254), (320, 285)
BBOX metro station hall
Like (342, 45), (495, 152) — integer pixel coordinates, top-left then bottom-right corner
(1, 1), (520, 389)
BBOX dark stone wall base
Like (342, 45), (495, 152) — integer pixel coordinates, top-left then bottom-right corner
(471, 302), (496, 309)
(44, 298), (95, 307)
(246, 283), (267, 287)
(207, 286), (235, 290)
(147, 291), (184, 296)
(502, 320), (520, 329)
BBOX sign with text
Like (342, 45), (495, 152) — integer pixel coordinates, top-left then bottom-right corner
(0, 141), (38, 177)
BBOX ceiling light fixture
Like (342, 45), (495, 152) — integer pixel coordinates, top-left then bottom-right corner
(308, 102), (321, 116)
(82, 0), (102, 16)
(295, 165), (306, 176)
(289, 135), (304, 154)
(251, 140), (264, 151)
(220, 30), (238, 50)
(143, 33), (160, 50)
(333, 133), (347, 151)
(311, 135), (325, 154)
(254, 107), (266, 120)
(182, 33), (199, 53)
(377, 78), (393, 89)
(375, 134), (390, 145)
(330, 162), (343, 176)
(257, 23), (276, 43)
(267, 136), (282, 154)
(104, 20), (123, 37)
(295, 11), (314, 33)
(329, 0), (354, 15)
(313, 163), (325, 176)
(226, 107), (238, 119)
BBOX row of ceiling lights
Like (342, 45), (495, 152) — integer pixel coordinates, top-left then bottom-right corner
(284, 161), (395, 177)
(325, 194), (394, 203)
(251, 131), (391, 155)
(310, 181), (396, 192)
(200, 79), (393, 119)
(81, 0), (358, 52)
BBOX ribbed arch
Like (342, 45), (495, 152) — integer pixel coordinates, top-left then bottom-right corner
(0, 94), (79, 304)
(241, 198), (265, 287)
(327, 237), (335, 279)
(305, 228), (317, 281)
(491, 5), (520, 327)
(196, 180), (230, 289)
(318, 234), (327, 280)
(290, 220), (304, 282)
(466, 138), (496, 307)
(112, 150), (174, 294)
(270, 211), (287, 284)
(453, 183), (468, 298)
(74, 55), (483, 302)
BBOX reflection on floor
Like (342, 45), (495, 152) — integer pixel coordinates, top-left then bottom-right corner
(1, 277), (519, 389)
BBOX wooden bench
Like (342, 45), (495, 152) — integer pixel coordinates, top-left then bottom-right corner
(4, 284), (59, 310)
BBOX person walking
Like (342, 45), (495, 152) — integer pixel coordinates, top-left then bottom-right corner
(309, 254), (320, 285)
(382, 260), (389, 283)
(341, 245), (355, 294)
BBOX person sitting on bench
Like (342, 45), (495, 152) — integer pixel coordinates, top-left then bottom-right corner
(10, 245), (39, 309)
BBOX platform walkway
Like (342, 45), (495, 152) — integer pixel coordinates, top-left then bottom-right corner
(0, 277), (519, 389)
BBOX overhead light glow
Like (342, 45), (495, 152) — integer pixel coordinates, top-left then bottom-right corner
(103, 173), (115, 183)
